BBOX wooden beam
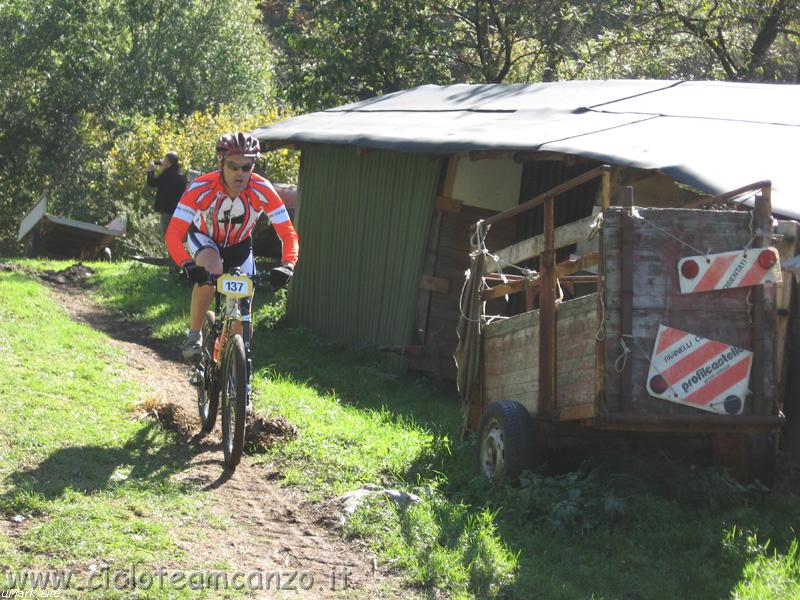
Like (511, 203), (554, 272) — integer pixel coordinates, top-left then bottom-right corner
(556, 252), (599, 277)
(468, 150), (514, 161)
(481, 276), (539, 301)
(683, 180), (772, 209)
(752, 188), (773, 416)
(419, 275), (450, 294)
(435, 195), (463, 213)
(558, 403), (597, 421)
(415, 156), (456, 344)
(471, 165), (611, 231)
(594, 168), (610, 413)
(601, 170), (610, 211)
(480, 253), (599, 301)
(486, 214), (599, 272)
(513, 151), (594, 166)
(539, 197), (557, 420)
(620, 187), (635, 412)
(775, 220), (799, 407)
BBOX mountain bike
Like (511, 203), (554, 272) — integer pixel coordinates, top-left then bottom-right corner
(191, 268), (261, 469)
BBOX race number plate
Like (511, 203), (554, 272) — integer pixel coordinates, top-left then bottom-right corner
(217, 274), (252, 298)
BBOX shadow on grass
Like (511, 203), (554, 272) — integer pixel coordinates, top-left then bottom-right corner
(0, 421), (199, 514)
(434, 441), (800, 600)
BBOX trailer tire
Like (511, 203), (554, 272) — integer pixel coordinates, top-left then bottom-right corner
(478, 400), (536, 479)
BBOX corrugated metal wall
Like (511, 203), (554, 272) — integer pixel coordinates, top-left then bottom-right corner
(287, 146), (444, 346)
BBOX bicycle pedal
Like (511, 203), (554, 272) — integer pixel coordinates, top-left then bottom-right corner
(188, 368), (203, 387)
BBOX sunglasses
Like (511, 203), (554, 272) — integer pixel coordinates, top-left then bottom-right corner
(225, 161), (254, 172)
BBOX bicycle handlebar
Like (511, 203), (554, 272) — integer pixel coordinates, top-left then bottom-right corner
(201, 270), (274, 290)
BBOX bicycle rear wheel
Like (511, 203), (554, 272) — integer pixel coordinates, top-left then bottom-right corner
(221, 334), (248, 468)
(197, 310), (219, 433)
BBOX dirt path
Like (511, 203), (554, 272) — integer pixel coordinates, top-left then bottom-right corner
(36, 268), (409, 599)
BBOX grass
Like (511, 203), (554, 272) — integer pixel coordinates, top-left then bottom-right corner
(5, 259), (800, 599)
(0, 265), (246, 599)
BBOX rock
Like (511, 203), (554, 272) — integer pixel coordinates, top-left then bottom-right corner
(334, 485), (422, 526)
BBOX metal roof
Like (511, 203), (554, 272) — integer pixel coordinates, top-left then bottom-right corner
(252, 80), (800, 219)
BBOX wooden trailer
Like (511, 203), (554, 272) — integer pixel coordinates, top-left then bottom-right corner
(455, 166), (794, 483)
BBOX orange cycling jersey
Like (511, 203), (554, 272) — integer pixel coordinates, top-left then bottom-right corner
(165, 170), (299, 267)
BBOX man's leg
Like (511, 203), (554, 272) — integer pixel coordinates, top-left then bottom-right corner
(190, 247), (224, 330)
(183, 247), (223, 361)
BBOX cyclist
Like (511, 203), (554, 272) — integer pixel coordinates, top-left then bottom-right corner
(164, 132), (299, 362)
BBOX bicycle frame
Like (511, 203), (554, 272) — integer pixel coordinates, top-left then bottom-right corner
(193, 268), (257, 468)
(211, 273), (253, 389)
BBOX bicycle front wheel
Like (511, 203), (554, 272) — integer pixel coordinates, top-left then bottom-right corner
(197, 310), (219, 434)
(220, 334), (248, 468)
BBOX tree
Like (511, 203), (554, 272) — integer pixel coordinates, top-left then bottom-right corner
(650, 0), (800, 81)
(0, 0), (276, 254)
(580, 0), (800, 81)
(263, 0), (453, 110)
(436, 0), (599, 83)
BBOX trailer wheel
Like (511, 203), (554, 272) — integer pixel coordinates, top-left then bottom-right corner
(478, 400), (536, 479)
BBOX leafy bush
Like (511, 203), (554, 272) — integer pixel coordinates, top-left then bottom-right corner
(100, 106), (299, 257)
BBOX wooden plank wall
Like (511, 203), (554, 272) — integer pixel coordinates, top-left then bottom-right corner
(482, 293), (598, 416)
(417, 204), (516, 382)
(555, 294), (599, 413)
(483, 311), (540, 413)
(602, 208), (777, 416)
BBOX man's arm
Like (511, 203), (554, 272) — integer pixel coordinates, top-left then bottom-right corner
(164, 190), (198, 267)
(250, 177), (299, 266)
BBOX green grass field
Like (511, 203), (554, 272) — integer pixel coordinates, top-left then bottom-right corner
(0, 265), (234, 599)
(2, 259), (799, 599)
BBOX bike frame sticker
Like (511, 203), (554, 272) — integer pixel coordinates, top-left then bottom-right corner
(646, 325), (752, 415)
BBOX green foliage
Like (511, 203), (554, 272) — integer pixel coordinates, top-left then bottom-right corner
(101, 107), (298, 256)
(263, 0), (800, 111)
(0, 0), (292, 256)
(264, 0), (454, 109)
(733, 538), (800, 599)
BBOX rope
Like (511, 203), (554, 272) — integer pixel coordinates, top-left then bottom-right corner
(587, 211), (604, 241)
(742, 207), (758, 251)
(458, 267), (484, 324)
(615, 336), (631, 374)
(595, 292), (606, 341)
(471, 219), (537, 279)
(745, 287), (753, 325)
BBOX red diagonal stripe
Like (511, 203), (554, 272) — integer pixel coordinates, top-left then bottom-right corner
(661, 339), (730, 384)
(683, 355), (752, 406)
(738, 259), (769, 288)
(656, 327), (691, 355)
(692, 254), (737, 292)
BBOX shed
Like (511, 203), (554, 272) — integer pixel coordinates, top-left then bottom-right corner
(252, 80), (800, 382)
